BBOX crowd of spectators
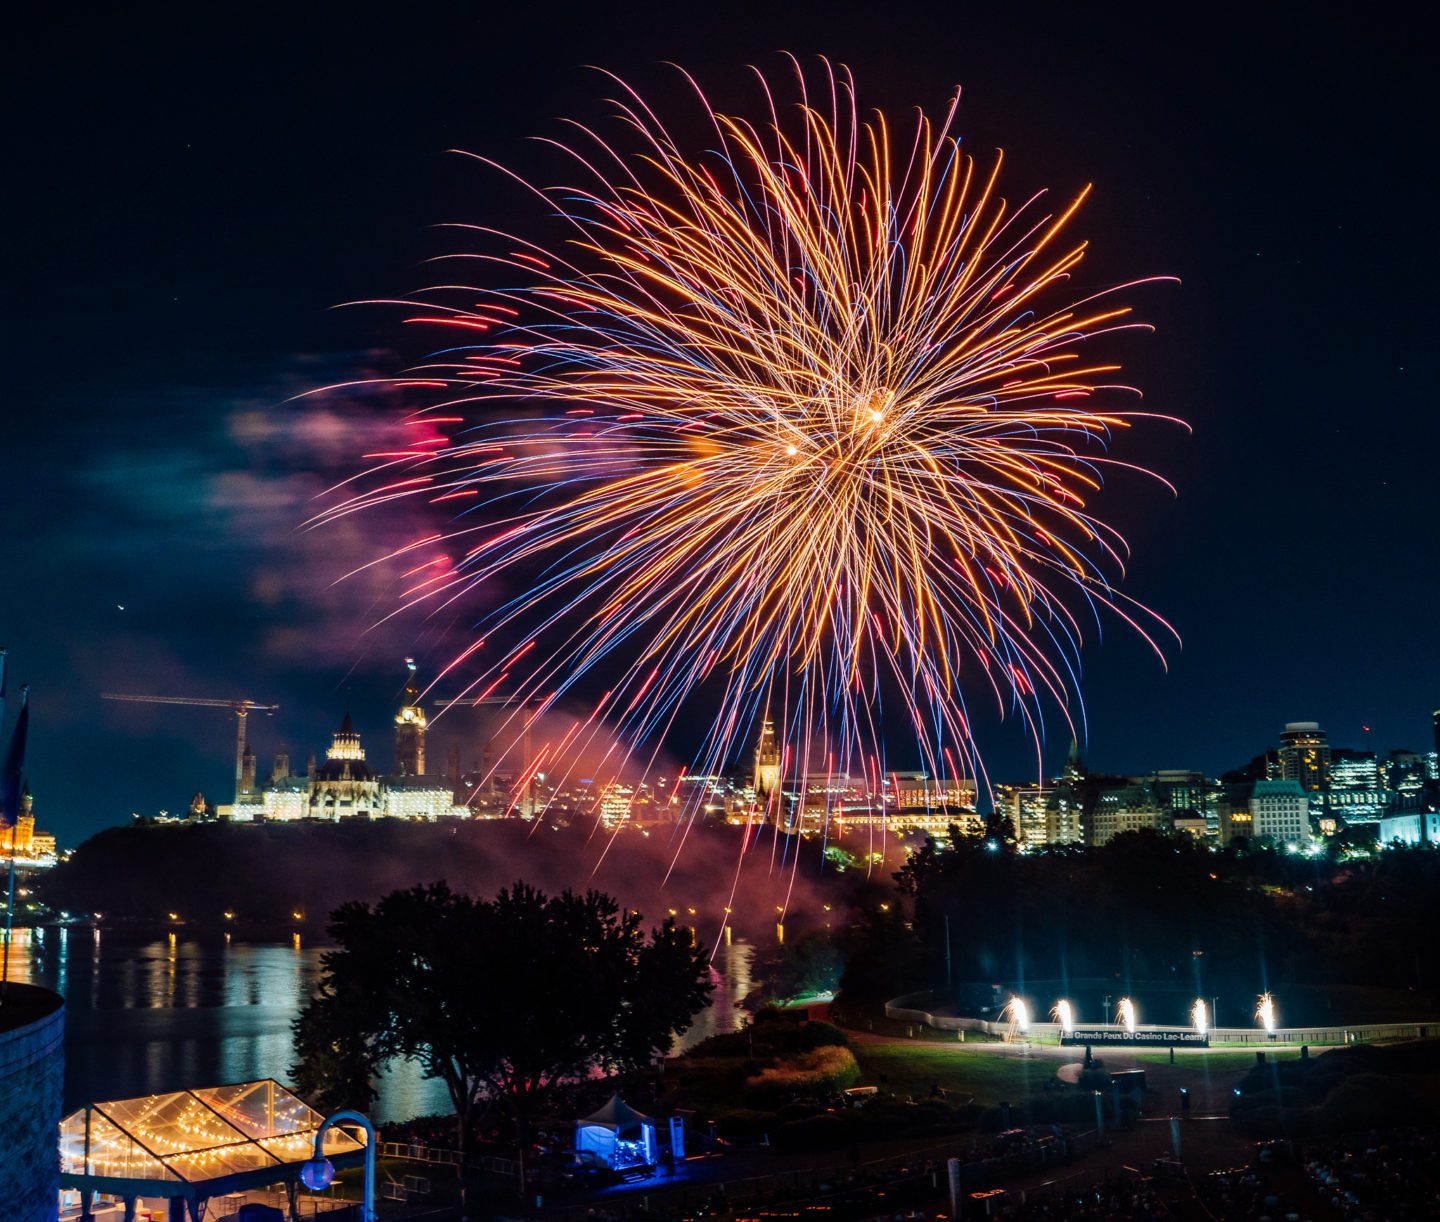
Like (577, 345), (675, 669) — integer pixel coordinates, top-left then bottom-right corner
(978, 1178), (1173, 1220)
(1196, 1162), (1301, 1219)
(1302, 1128), (1440, 1220)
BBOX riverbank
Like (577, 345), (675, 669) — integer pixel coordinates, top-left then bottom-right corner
(39, 817), (885, 945)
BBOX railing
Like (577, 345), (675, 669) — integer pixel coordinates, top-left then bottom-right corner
(377, 1139), (521, 1178)
(379, 1140), (460, 1165)
(536, 1127), (1106, 1221)
(884, 991), (1438, 1046)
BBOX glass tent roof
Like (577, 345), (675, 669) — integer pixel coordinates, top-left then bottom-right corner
(60, 1080), (365, 1185)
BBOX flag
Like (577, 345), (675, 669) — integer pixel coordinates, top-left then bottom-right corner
(0, 686), (28, 825)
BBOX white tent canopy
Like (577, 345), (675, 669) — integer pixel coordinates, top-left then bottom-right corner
(574, 1094), (657, 1171)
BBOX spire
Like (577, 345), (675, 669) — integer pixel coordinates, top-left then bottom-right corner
(328, 707), (365, 763)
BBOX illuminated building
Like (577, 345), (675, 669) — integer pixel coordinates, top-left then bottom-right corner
(227, 703), (460, 822)
(261, 776), (309, 821)
(1089, 784), (1165, 845)
(0, 785), (58, 865)
(1324, 749), (1387, 824)
(752, 717), (780, 798)
(308, 711), (381, 816)
(1000, 744), (1088, 848)
(774, 773), (872, 835)
(1148, 770), (1219, 837)
(1279, 722), (1330, 791)
(1217, 782), (1254, 844)
(1249, 778), (1309, 845)
(673, 774), (734, 820)
(1008, 784), (1083, 847)
(1010, 785), (1049, 846)
(833, 803), (984, 839)
(1172, 813), (1208, 839)
(883, 771), (977, 811)
(1378, 810), (1440, 846)
(1387, 749), (1428, 799)
(599, 781), (639, 828)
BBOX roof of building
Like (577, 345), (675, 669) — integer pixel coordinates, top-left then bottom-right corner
(1252, 779), (1307, 797)
(314, 758), (376, 783)
(385, 775), (453, 792)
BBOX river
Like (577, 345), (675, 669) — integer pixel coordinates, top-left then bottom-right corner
(7, 926), (752, 1122)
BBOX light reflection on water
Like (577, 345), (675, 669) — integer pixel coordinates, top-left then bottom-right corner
(10, 927), (752, 1122)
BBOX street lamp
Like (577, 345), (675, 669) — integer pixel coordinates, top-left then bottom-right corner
(301, 1109), (375, 1221)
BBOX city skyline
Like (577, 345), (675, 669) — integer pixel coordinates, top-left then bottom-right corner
(66, 666), (1440, 846)
(6, 4), (1436, 846)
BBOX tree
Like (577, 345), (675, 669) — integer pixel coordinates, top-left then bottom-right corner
(748, 930), (845, 1005)
(292, 880), (712, 1195)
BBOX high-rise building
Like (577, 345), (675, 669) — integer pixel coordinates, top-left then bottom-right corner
(1148, 769), (1219, 837)
(394, 658), (427, 777)
(1278, 722), (1330, 791)
(1249, 779), (1309, 845)
(1008, 782), (1084, 847)
(1387, 749), (1427, 799)
(1325, 749), (1387, 824)
(1010, 785), (1049, 846)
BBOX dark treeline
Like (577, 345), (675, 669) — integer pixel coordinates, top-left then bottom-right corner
(39, 816), (889, 944)
(841, 829), (1440, 1021)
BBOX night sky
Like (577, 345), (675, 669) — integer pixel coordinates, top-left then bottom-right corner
(7, 3), (1435, 846)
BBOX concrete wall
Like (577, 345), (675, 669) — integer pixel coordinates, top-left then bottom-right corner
(0, 984), (65, 1222)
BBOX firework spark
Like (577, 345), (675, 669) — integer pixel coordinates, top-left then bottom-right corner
(316, 59), (1179, 860)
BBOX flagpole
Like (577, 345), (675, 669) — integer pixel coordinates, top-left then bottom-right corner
(1, 681), (30, 1006)
(1, 814), (17, 1002)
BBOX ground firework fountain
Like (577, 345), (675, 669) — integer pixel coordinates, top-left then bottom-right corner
(1256, 993), (1277, 1035)
(1052, 998), (1075, 1036)
(1116, 997), (1137, 1035)
(1191, 998), (1209, 1037)
(1002, 995), (1030, 1039)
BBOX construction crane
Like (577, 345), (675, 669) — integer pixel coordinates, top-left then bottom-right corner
(432, 695), (539, 817)
(102, 694), (279, 805)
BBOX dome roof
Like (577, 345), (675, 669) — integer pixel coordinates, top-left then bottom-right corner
(314, 758), (375, 783)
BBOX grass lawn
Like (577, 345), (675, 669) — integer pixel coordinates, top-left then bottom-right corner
(851, 1042), (1056, 1104)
